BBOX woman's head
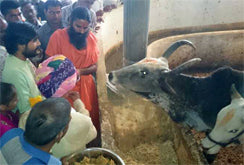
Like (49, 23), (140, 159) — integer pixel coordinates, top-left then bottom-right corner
(0, 82), (18, 111)
(36, 55), (78, 98)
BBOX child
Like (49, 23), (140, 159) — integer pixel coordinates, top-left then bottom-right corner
(0, 82), (19, 137)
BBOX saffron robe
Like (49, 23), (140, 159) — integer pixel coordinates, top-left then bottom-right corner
(46, 29), (100, 131)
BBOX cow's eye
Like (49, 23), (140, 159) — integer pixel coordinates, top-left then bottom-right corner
(140, 71), (148, 78)
(229, 129), (238, 133)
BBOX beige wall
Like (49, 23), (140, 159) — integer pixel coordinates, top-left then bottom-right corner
(149, 0), (244, 31)
(100, 0), (244, 55)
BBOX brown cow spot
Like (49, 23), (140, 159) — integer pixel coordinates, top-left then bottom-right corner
(217, 109), (235, 127)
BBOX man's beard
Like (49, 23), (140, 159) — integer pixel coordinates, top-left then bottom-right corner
(67, 27), (89, 50)
(23, 45), (42, 58)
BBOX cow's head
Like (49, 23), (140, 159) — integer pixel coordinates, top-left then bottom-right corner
(108, 40), (197, 94)
(109, 57), (169, 93)
(201, 85), (244, 154)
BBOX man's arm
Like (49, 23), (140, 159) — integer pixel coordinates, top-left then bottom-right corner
(78, 63), (97, 75)
(64, 91), (90, 116)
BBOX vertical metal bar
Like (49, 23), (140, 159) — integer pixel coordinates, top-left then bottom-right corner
(123, 0), (150, 66)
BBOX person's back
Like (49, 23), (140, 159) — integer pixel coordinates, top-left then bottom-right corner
(0, 128), (58, 164)
(0, 97), (71, 164)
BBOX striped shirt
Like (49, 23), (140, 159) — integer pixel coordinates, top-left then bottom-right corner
(0, 128), (61, 165)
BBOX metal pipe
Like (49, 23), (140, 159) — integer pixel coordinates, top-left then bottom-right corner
(123, 0), (150, 66)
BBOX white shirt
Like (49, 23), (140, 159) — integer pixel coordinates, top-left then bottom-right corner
(91, 0), (103, 12)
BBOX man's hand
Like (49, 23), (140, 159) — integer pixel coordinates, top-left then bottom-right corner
(63, 91), (80, 101)
(60, 156), (69, 165)
(77, 64), (97, 75)
(77, 68), (85, 76)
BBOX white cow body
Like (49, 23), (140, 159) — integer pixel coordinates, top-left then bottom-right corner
(202, 85), (244, 154)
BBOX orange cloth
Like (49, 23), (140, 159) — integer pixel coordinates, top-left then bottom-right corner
(46, 29), (100, 131)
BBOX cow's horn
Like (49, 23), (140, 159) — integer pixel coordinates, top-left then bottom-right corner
(171, 58), (201, 74)
(230, 84), (242, 100)
(162, 40), (196, 59)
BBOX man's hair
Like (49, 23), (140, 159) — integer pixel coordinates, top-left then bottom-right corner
(0, 0), (20, 16)
(0, 82), (15, 106)
(21, 2), (33, 9)
(44, 0), (62, 11)
(24, 97), (71, 146)
(3, 22), (37, 55)
(70, 7), (91, 24)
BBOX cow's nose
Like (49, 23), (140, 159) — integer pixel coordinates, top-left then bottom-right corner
(108, 73), (113, 81)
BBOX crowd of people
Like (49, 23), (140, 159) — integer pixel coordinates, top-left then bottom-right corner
(0, 0), (121, 164)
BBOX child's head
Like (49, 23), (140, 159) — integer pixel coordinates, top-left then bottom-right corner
(0, 82), (18, 111)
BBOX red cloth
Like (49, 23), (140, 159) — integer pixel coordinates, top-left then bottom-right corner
(46, 29), (100, 131)
(0, 111), (19, 137)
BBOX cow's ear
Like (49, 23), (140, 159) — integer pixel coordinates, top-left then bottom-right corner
(171, 58), (202, 74)
(230, 84), (242, 100)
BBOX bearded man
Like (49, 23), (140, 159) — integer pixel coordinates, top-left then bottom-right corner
(46, 7), (100, 147)
(2, 22), (43, 116)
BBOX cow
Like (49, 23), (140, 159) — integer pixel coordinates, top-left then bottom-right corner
(201, 85), (244, 155)
(108, 40), (198, 94)
(108, 40), (244, 131)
